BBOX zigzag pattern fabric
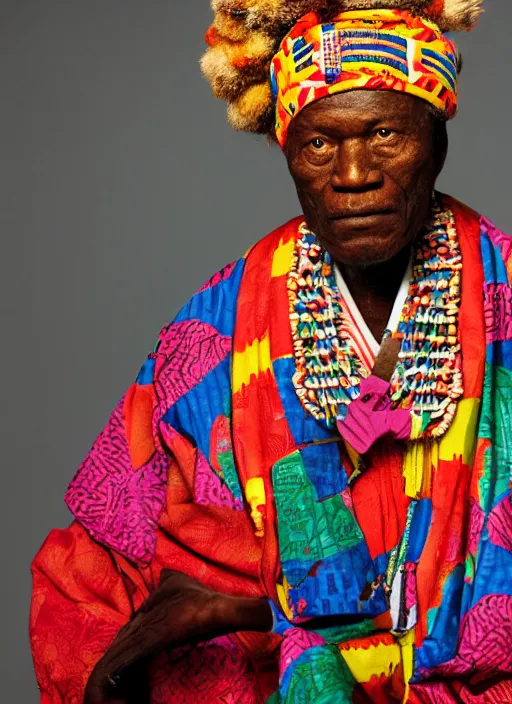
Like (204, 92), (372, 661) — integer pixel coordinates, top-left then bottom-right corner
(271, 9), (459, 146)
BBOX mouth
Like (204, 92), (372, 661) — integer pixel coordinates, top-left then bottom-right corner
(328, 209), (396, 222)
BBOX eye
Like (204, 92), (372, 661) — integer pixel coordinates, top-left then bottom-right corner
(311, 138), (326, 150)
(302, 136), (335, 165)
(376, 128), (394, 139)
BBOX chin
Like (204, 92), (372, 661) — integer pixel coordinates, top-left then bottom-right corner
(317, 217), (409, 266)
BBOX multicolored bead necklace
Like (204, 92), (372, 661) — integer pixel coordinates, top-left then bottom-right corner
(287, 199), (463, 439)
(287, 223), (369, 428)
(390, 202), (463, 438)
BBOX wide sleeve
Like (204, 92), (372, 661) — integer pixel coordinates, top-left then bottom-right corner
(30, 265), (269, 702)
(30, 521), (147, 704)
(29, 325), (172, 703)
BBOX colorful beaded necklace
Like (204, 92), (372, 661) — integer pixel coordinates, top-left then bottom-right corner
(287, 224), (369, 427)
(287, 200), (463, 439)
(390, 202), (463, 437)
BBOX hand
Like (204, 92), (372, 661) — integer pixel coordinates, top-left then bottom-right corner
(85, 569), (272, 703)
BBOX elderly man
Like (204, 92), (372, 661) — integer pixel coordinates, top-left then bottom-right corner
(30, 1), (512, 703)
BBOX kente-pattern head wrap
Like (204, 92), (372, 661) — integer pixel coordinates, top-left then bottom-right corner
(201, 1), (482, 141)
(271, 9), (459, 146)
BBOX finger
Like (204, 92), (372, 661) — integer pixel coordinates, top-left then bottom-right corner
(108, 627), (166, 673)
(108, 606), (178, 671)
(103, 617), (150, 672)
(139, 586), (172, 612)
(159, 568), (174, 583)
(158, 568), (187, 586)
(103, 638), (149, 678)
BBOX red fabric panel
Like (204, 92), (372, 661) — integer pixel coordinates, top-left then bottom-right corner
(445, 195), (486, 399)
(30, 522), (143, 703)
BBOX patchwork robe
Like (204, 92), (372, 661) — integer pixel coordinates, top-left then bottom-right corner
(30, 196), (512, 703)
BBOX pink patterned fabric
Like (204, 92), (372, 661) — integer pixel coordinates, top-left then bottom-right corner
(340, 487), (354, 514)
(65, 398), (168, 564)
(337, 375), (411, 454)
(149, 635), (265, 703)
(154, 320), (231, 419)
(462, 681), (512, 703)
(484, 283), (512, 343)
(194, 448), (243, 510)
(422, 595), (512, 679)
(404, 562), (417, 610)
(408, 682), (459, 704)
(279, 628), (326, 679)
(197, 261), (237, 293)
(409, 680), (512, 703)
(482, 215), (512, 266)
(488, 495), (512, 552)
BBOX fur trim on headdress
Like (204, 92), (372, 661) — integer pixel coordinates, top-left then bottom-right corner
(436, 0), (483, 32)
(201, 0), (483, 135)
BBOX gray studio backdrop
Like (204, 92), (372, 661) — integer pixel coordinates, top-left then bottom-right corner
(1, 0), (510, 700)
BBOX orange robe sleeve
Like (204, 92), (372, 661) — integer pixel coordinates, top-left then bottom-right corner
(30, 521), (149, 703)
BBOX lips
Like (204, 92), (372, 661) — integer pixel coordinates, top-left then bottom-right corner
(328, 208), (395, 221)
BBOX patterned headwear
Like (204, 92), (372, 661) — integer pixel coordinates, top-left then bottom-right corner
(201, 2), (482, 142)
(271, 9), (459, 147)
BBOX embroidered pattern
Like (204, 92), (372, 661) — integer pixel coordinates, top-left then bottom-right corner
(65, 397), (169, 565)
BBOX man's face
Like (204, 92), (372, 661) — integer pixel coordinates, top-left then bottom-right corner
(285, 90), (445, 267)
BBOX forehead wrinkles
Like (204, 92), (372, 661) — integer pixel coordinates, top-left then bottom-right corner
(290, 91), (425, 138)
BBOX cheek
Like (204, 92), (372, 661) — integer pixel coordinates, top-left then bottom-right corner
(294, 172), (333, 219)
(289, 154), (332, 191)
(384, 142), (436, 195)
(384, 153), (437, 244)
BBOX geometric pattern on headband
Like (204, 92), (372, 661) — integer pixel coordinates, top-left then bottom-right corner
(322, 28), (410, 83)
(271, 10), (460, 146)
(201, 1), (482, 138)
(321, 27), (457, 93)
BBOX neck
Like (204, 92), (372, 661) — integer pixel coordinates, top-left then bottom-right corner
(336, 245), (412, 342)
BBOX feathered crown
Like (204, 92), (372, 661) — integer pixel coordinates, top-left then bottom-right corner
(201, 0), (483, 136)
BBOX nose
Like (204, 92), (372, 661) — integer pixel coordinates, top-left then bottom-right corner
(330, 138), (383, 192)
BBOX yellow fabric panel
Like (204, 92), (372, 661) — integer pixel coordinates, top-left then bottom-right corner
(343, 438), (360, 472)
(339, 639), (401, 683)
(403, 399), (480, 498)
(339, 629), (414, 703)
(438, 398), (480, 464)
(245, 477), (266, 537)
(276, 576), (294, 621)
(403, 442), (426, 500)
(232, 333), (272, 393)
(271, 238), (296, 278)
(398, 629), (416, 704)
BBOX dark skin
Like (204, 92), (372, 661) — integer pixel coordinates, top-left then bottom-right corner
(84, 570), (273, 704)
(286, 90), (447, 340)
(85, 89), (447, 703)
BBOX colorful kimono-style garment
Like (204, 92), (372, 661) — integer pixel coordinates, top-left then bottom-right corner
(30, 195), (512, 703)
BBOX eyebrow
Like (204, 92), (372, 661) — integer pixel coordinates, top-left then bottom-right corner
(293, 111), (412, 138)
